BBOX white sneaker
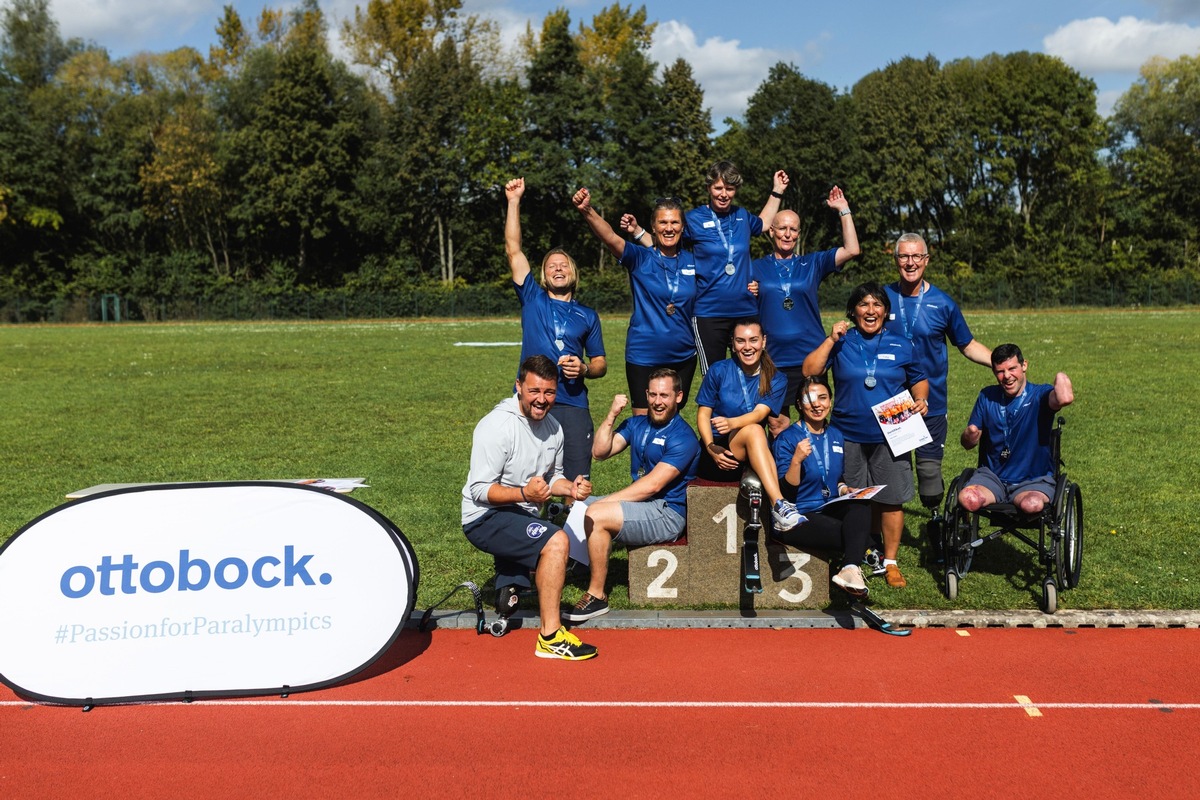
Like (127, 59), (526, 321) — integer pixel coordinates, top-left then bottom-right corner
(771, 499), (804, 531)
(832, 564), (869, 597)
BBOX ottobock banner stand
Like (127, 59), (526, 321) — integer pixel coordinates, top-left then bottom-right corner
(0, 482), (418, 706)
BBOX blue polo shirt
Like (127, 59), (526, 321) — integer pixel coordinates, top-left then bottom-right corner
(968, 382), (1056, 483)
(613, 413), (701, 516)
(695, 358), (788, 438)
(883, 282), (975, 416)
(773, 422), (846, 514)
(823, 329), (927, 443)
(514, 272), (605, 409)
(619, 242), (698, 365)
(685, 204), (762, 318)
(752, 248), (841, 367)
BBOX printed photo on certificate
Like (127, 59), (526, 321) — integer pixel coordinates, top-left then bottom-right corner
(872, 389), (932, 457)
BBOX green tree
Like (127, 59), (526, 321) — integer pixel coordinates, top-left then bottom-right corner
(659, 58), (712, 208)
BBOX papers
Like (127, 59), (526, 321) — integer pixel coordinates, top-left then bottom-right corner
(68, 478), (369, 499)
(563, 501), (590, 566)
(818, 484), (886, 508)
(872, 390), (932, 457)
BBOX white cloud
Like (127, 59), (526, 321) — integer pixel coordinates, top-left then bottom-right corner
(52, 0), (222, 53)
(649, 20), (801, 126)
(1044, 15), (1200, 73)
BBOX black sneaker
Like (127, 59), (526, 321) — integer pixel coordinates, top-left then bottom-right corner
(535, 626), (598, 660)
(560, 592), (610, 622)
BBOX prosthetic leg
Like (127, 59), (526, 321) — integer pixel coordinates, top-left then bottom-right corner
(739, 468), (764, 594)
(918, 458), (945, 563)
(488, 584), (521, 637)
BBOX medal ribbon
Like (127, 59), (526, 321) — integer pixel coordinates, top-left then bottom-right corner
(803, 427), (833, 497)
(775, 254), (795, 300)
(897, 281), (927, 340)
(854, 329), (882, 386)
(709, 207), (735, 268)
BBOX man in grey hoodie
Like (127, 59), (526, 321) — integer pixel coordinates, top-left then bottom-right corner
(462, 355), (598, 660)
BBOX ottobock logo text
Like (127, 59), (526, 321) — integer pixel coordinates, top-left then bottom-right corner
(60, 546), (331, 599)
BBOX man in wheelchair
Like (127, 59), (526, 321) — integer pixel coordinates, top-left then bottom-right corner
(957, 343), (1074, 514)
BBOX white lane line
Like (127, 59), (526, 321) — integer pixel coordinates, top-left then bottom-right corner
(3, 700), (1197, 710)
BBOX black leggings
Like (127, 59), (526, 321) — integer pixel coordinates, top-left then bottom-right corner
(770, 500), (872, 566)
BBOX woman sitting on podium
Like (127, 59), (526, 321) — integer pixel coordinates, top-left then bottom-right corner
(771, 376), (873, 597)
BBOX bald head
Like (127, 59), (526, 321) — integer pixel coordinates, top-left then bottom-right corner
(770, 210), (800, 257)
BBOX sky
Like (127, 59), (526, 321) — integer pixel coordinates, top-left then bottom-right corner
(43, 0), (1200, 123)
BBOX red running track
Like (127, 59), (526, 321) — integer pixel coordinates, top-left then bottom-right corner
(2, 626), (1198, 799)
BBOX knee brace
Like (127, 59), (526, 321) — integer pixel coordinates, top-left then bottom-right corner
(916, 458), (944, 507)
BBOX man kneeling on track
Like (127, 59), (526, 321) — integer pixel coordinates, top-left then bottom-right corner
(957, 343), (1075, 514)
(564, 369), (700, 623)
(461, 355), (597, 661)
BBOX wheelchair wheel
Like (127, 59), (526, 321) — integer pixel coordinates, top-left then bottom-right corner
(945, 569), (959, 601)
(944, 498), (976, 580)
(1041, 578), (1057, 614)
(1061, 483), (1083, 590)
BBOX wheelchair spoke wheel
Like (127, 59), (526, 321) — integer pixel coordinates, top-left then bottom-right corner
(1062, 483), (1083, 589)
(945, 502), (976, 580)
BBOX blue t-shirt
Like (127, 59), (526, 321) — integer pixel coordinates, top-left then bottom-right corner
(613, 413), (700, 516)
(773, 422), (846, 514)
(514, 273), (605, 409)
(619, 242), (698, 365)
(695, 358), (788, 438)
(883, 282), (975, 416)
(752, 248), (841, 367)
(968, 382), (1056, 483)
(685, 205), (762, 318)
(824, 329), (927, 443)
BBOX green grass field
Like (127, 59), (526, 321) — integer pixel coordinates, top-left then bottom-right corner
(2, 309), (1198, 611)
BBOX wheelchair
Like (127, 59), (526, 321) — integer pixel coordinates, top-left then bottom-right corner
(940, 417), (1083, 613)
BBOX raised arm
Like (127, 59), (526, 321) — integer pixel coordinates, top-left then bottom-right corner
(573, 187), (626, 260)
(826, 186), (861, 267)
(504, 178), (532, 284)
(757, 170), (790, 227)
(802, 319), (850, 377)
(620, 213), (653, 248)
(959, 339), (993, 366)
(1049, 371), (1074, 411)
(592, 394), (630, 461)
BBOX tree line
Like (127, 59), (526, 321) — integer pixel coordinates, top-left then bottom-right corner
(1, 0), (1198, 321)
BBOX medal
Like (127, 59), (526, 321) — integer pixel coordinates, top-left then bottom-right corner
(821, 487), (830, 499)
(864, 376), (877, 389)
(782, 297), (794, 311)
(1000, 448), (1011, 462)
(666, 303), (676, 316)
(637, 467), (646, 478)
(555, 339), (565, 351)
(724, 263), (736, 276)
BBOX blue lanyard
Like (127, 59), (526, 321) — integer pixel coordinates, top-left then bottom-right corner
(854, 329), (883, 384)
(897, 282), (926, 340)
(709, 207), (735, 266)
(656, 250), (680, 305)
(739, 369), (760, 414)
(999, 384), (1027, 454)
(549, 300), (571, 351)
(803, 427), (832, 495)
(774, 255), (795, 298)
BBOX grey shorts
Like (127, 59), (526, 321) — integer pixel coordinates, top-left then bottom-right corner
(843, 440), (914, 506)
(585, 496), (686, 547)
(965, 468), (1057, 506)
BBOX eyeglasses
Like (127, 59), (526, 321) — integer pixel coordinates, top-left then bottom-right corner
(896, 253), (929, 263)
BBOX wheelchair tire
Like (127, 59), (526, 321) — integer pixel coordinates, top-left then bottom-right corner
(1041, 578), (1057, 614)
(1061, 483), (1083, 590)
(945, 569), (959, 601)
(945, 499), (976, 581)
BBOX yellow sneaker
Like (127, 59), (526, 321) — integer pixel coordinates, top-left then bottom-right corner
(535, 626), (598, 661)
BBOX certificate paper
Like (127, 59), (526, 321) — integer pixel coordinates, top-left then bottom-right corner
(873, 390), (932, 457)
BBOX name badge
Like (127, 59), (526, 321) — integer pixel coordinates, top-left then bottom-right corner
(702, 221), (716, 228)
(833, 445), (844, 453)
(888, 313), (896, 320)
(879, 353), (896, 361)
(682, 268), (696, 275)
(653, 437), (666, 446)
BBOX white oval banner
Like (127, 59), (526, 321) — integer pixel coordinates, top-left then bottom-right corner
(0, 483), (417, 705)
